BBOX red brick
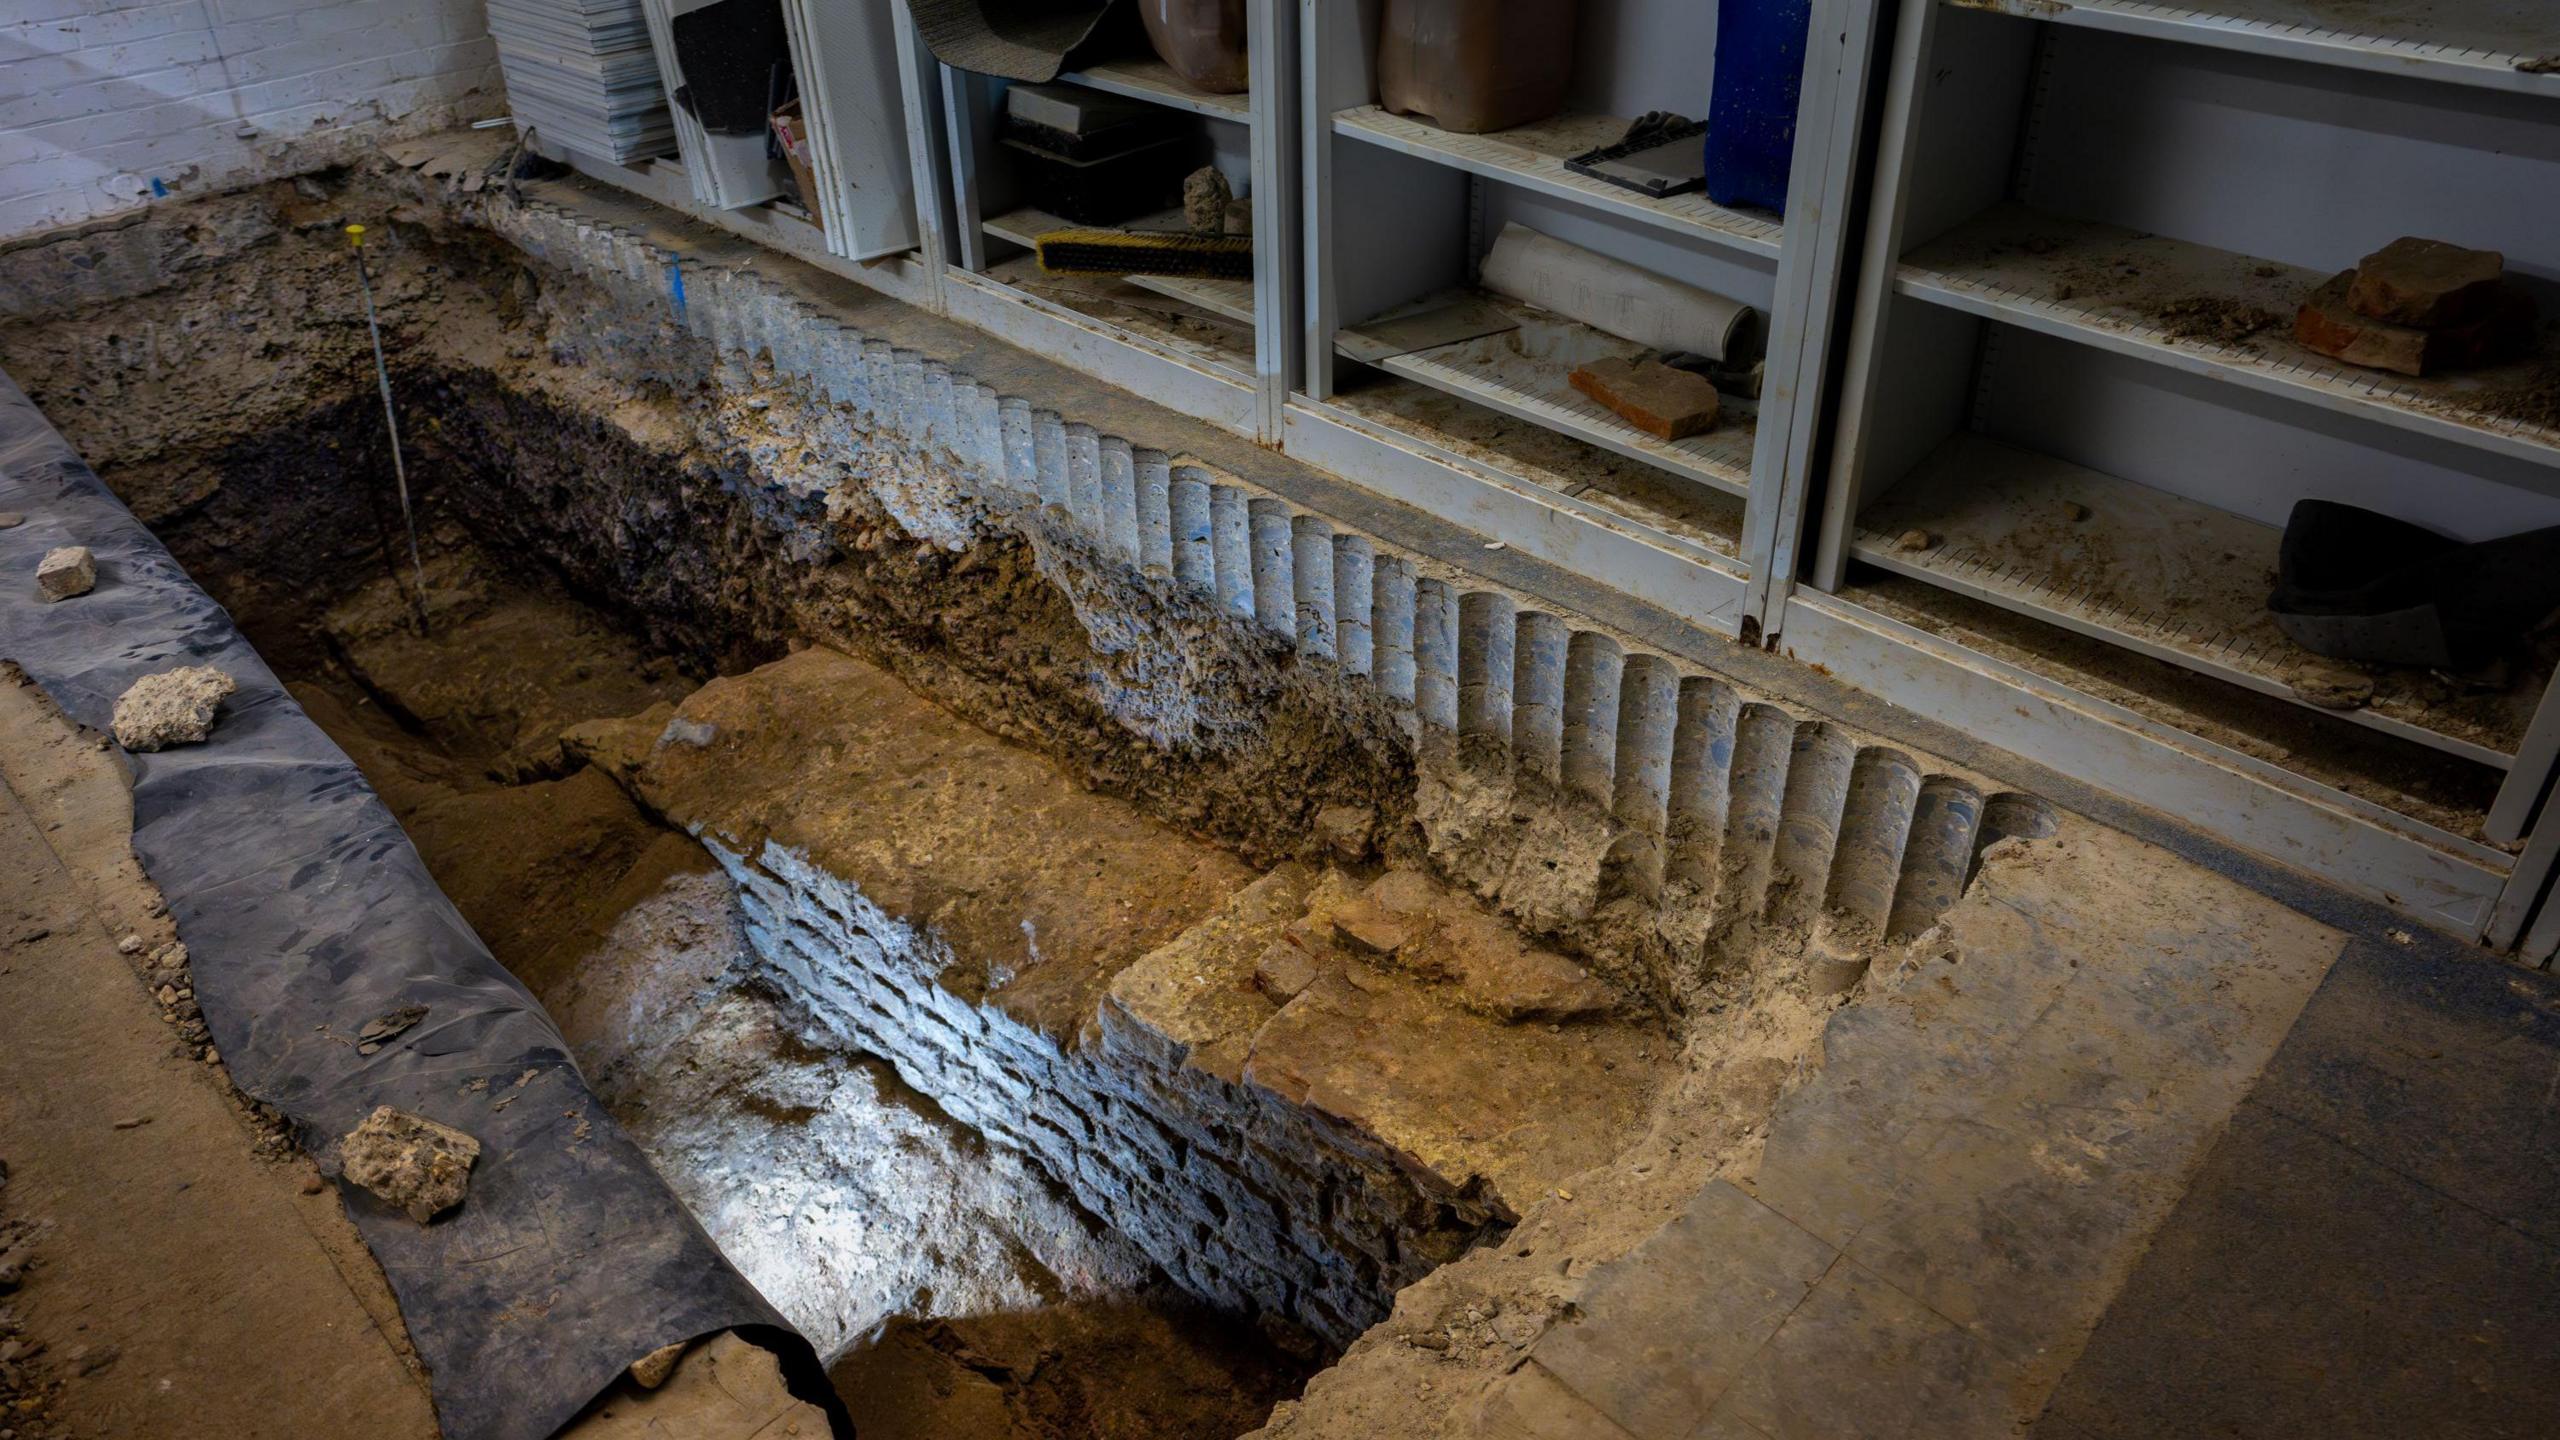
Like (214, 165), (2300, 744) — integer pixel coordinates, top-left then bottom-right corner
(1568, 358), (1721, 441)
(2347, 237), (2504, 328)
(2294, 272), (2531, 377)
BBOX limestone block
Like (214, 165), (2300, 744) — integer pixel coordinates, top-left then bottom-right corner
(339, 1106), (480, 1224)
(111, 665), (236, 752)
(35, 545), (94, 601)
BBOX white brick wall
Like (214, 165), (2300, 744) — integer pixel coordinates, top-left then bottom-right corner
(0, 0), (502, 238)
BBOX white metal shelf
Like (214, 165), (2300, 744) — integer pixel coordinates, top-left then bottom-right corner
(981, 206), (1257, 324)
(1942, 0), (2560, 97)
(1338, 289), (1755, 499)
(1897, 204), (2560, 475)
(1331, 106), (1785, 262)
(1851, 433), (2536, 768)
(1060, 55), (1253, 123)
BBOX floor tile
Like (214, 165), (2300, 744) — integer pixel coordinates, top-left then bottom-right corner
(2035, 1099), (2560, 1440)
(2249, 938), (2560, 1245)
(1533, 1181), (1837, 1440)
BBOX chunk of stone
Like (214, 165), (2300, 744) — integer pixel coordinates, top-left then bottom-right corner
(1311, 803), (1375, 862)
(111, 665), (237, 752)
(2347, 237), (2505, 328)
(2294, 271), (2530, 377)
(628, 1340), (686, 1390)
(1254, 940), (1321, 1001)
(1567, 357), (1720, 440)
(0, 512), (24, 528)
(2289, 659), (2374, 711)
(1222, 195), (1253, 237)
(1330, 896), (1413, 957)
(1893, 528), (1937, 553)
(1358, 868), (1619, 1022)
(1183, 166), (1232, 236)
(339, 1105), (480, 1224)
(36, 545), (94, 601)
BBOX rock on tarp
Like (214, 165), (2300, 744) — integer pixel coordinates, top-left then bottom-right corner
(0, 367), (848, 1440)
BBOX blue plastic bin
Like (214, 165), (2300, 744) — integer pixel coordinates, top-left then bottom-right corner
(1705, 0), (1813, 212)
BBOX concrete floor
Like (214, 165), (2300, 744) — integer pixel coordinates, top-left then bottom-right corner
(1461, 826), (2560, 1439)
(2036, 935), (2560, 1440)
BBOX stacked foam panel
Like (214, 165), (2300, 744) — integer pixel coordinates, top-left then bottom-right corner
(488, 0), (677, 163)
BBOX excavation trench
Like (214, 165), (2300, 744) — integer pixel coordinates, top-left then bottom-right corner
(166, 445), (1336, 1436)
(0, 166), (2036, 1437)
(127, 374), (1680, 1439)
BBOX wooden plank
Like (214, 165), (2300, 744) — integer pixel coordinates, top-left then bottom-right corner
(1780, 588), (2511, 938)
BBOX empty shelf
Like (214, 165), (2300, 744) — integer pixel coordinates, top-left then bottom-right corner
(982, 207), (1257, 326)
(1060, 56), (1251, 122)
(1898, 205), (2560, 473)
(1332, 107), (1783, 261)
(1338, 290), (1755, 498)
(1944, 0), (2560, 95)
(1852, 432), (2540, 766)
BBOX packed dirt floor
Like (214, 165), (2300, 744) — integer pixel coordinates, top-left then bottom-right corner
(0, 672), (442, 1439)
(256, 530), (1319, 1438)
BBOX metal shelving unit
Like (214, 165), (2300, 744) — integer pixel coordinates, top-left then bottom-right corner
(1298, 0), (1888, 638)
(1791, 0), (2560, 941)
(1944, 0), (2560, 96)
(931, 0), (1295, 439)
(1329, 106), (1785, 260)
(1061, 55), (1255, 121)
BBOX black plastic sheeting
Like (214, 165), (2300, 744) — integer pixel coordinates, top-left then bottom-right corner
(0, 369), (849, 1440)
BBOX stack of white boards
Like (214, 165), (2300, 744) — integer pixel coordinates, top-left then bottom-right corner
(487, 0), (677, 163)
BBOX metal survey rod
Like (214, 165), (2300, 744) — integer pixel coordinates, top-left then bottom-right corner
(346, 223), (430, 634)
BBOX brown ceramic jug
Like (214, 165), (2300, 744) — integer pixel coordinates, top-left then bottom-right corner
(1377, 0), (1578, 134)
(1140, 0), (1251, 94)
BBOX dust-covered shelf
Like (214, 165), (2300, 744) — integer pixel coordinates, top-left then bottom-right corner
(1940, 0), (2560, 96)
(983, 206), (1257, 325)
(1850, 431), (2541, 766)
(1060, 55), (1252, 123)
(1895, 205), (2560, 474)
(1337, 289), (1756, 499)
(1331, 106), (1784, 261)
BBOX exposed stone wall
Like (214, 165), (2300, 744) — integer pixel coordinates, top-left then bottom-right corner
(484, 189), (2053, 1016)
(0, 158), (2054, 1358)
(715, 839), (1493, 1346)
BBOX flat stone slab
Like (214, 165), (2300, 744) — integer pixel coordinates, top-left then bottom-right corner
(2032, 938), (2560, 1439)
(1110, 864), (1674, 1218)
(628, 646), (1257, 1040)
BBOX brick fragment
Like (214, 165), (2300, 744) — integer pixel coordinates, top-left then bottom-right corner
(2347, 237), (2504, 328)
(2294, 271), (2531, 377)
(1568, 358), (1721, 440)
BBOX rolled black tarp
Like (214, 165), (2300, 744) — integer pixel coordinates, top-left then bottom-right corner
(0, 367), (847, 1440)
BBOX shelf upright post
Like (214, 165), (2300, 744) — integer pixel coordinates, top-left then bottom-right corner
(1742, 0), (1898, 638)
